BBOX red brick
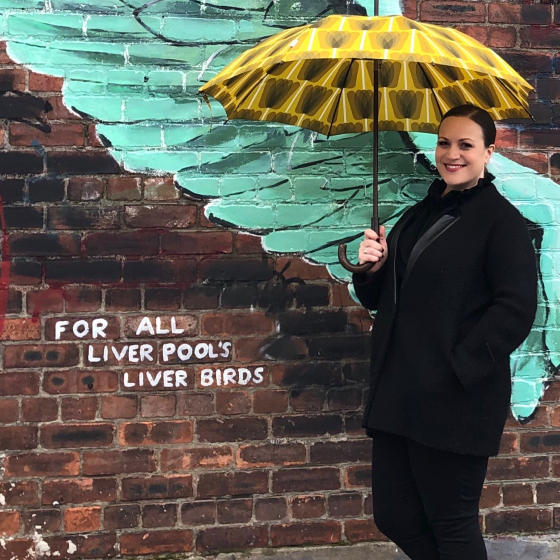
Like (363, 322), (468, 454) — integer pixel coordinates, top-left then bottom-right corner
(202, 312), (274, 335)
(145, 288), (182, 311)
(121, 529), (193, 555)
(85, 231), (158, 256)
(161, 231), (233, 255)
(0, 538), (34, 560)
(100, 396), (137, 420)
(41, 423), (114, 448)
(255, 497), (287, 521)
(63, 287), (101, 311)
(237, 443), (306, 468)
(177, 392), (214, 416)
(45, 316), (120, 341)
(216, 390), (251, 415)
(236, 232), (263, 254)
(0, 68), (26, 91)
(197, 471), (268, 498)
(521, 27), (560, 49)
(344, 519), (387, 542)
(195, 364), (267, 389)
(0, 398), (19, 423)
(144, 177), (178, 201)
(140, 395), (176, 417)
(22, 508), (61, 533)
(124, 205), (197, 228)
(67, 177), (103, 202)
(498, 432), (519, 455)
(142, 503), (177, 528)
(87, 124), (104, 147)
(272, 414), (343, 438)
(124, 314), (197, 338)
(120, 368), (195, 391)
(181, 501), (216, 526)
(22, 397), (58, 422)
(61, 396), (98, 421)
(160, 446), (233, 471)
(495, 128), (518, 150)
(4, 344), (79, 369)
(327, 387), (363, 411)
(43, 478), (117, 505)
(486, 508), (552, 533)
(488, 456), (551, 481)
(0, 317), (41, 340)
(275, 257), (330, 280)
(291, 495), (326, 519)
(289, 387), (326, 412)
(0, 481), (39, 506)
(10, 122), (85, 146)
(64, 506), (101, 533)
(106, 289), (142, 312)
(270, 521), (341, 546)
(489, 3), (551, 25)
(120, 420), (193, 446)
(272, 468), (340, 493)
(83, 449), (156, 476)
(480, 484), (501, 509)
(107, 177), (142, 201)
(327, 492), (363, 517)
(521, 432), (560, 453)
(198, 417), (268, 442)
(0, 426), (37, 450)
(420, 1), (485, 23)
(537, 79), (560, 101)
(104, 504), (140, 529)
(5, 452), (79, 477)
(536, 481), (560, 504)
(345, 465), (370, 488)
(503, 483), (534, 506)
(501, 151), (549, 174)
(217, 498), (252, 524)
(45, 533), (117, 559)
(122, 475), (193, 500)
(253, 390), (288, 413)
(0, 511), (20, 536)
(28, 71), (64, 91)
(455, 25), (517, 49)
(196, 526), (267, 553)
(44, 370), (118, 394)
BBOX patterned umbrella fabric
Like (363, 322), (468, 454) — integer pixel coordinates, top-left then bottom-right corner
(200, 14), (532, 136)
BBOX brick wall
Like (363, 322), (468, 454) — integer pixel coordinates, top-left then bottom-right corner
(0, 0), (559, 558)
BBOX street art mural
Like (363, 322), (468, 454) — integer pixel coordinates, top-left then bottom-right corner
(0, 0), (557, 422)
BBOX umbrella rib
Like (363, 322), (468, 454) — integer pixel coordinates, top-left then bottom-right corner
(495, 77), (532, 118)
(419, 64), (444, 121)
(326, 58), (356, 139)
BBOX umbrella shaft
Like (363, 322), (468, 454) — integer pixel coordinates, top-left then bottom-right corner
(372, 58), (379, 234)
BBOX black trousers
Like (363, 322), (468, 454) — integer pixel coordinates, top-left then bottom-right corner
(370, 429), (489, 560)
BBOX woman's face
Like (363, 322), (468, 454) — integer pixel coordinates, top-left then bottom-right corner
(435, 116), (495, 191)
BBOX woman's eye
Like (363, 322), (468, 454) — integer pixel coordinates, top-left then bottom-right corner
(461, 143), (473, 149)
(437, 141), (448, 146)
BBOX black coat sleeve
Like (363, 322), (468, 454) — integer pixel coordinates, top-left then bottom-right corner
(352, 262), (389, 311)
(451, 209), (538, 389)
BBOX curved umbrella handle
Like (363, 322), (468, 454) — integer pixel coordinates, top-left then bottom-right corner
(338, 244), (375, 273)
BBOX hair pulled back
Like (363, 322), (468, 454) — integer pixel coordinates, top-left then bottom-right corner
(439, 104), (496, 148)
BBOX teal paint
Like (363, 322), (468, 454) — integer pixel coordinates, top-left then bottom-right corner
(0, 0), (557, 422)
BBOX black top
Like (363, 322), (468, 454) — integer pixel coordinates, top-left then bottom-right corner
(353, 176), (537, 456)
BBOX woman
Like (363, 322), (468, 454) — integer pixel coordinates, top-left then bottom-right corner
(353, 105), (538, 560)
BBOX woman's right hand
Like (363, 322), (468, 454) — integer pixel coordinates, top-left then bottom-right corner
(358, 226), (388, 273)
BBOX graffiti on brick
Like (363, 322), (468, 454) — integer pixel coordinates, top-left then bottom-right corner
(0, 0), (557, 421)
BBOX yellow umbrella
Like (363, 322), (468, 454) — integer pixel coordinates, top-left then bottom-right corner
(200, 13), (532, 272)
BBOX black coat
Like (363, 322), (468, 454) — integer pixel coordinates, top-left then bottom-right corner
(353, 178), (538, 456)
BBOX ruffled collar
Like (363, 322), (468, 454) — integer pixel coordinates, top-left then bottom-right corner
(428, 172), (495, 210)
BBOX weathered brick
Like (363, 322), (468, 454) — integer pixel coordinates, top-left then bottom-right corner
(10, 122), (84, 147)
(66, 287), (103, 312)
(160, 446), (233, 471)
(145, 288), (182, 311)
(0, 511), (20, 536)
(84, 231), (159, 256)
(486, 508), (553, 533)
(480, 484), (501, 510)
(29, 71), (64, 91)
(420, 1), (485, 22)
(122, 475), (193, 500)
(291, 495), (326, 519)
(67, 177), (103, 202)
(489, 3), (551, 24)
(142, 504), (177, 528)
(41, 423), (114, 449)
(44, 370), (118, 394)
(181, 501), (216, 526)
(105, 288), (141, 311)
(310, 440), (371, 465)
(47, 206), (120, 230)
(274, 362), (342, 387)
(21, 397), (58, 422)
(0, 151), (43, 174)
(237, 443), (306, 468)
(0, 179), (23, 202)
(46, 259), (121, 283)
(345, 465), (370, 488)
(107, 177), (142, 201)
(124, 205), (197, 228)
(253, 390), (288, 413)
(328, 493), (363, 517)
(198, 471), (269, 498)
(9, 232), (79, 257)
(521, 432), (560, 453)
(64, 506), (101, 533)
(0, 68), (26, 91)
(27, 289), (64, 314)
(217, 498), (253, 524)
(83, 449), (156, 476)
(498, 432), (519, 455)
(0, 426), (37, 450)
(536, 481), (560, 504)
(61, 397), (98, 421)
(162, 231), (233, 255)
(45, 316), (120, 341)
(272, 468), (340, 493)
(327, 387), (363, 411)
(123, 258), (196, 283)
(43, 478), (117, 505)
(47, 151), (120, 174)
(521, 26), (560, 49)
(270, 521), (341, 547)
(202, 312), (273, 335)
(272, 415), (343, 438)
(120, 421), (193, 446)
(196, 525), (267, 553)
(289, 387), (326, 412)
(22, 508), (61, 533)
(144, 177), (178, 201)
(104, 504), (140, 530)
(255, 497), (287, 522)
(503, 483), (534, 506)
(124, 314), (197, 338)
(140, 395), (176, 418)
(216, 391), (252, 415)
(44, 533), (118, 559)
(200, 257), (273, 282)
(0, 399), (18, 423)
(344, 519), (387, 542)
(5, 452), (79, 477)
(177, 392), (214, 416)
(4, 344), (79, 369)
(198, 417), (268, 443)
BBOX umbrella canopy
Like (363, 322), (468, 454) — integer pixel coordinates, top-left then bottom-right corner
(200, 14), (532, 272)
(201, 14), (532, 136)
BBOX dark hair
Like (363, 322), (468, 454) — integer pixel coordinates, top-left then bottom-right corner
(438, 104), (496, 147)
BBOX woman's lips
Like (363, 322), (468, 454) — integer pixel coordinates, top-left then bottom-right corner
(444, 164), (466, 172)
